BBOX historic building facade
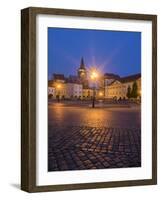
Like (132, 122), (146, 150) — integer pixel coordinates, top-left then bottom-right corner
(48, 58), (88, 99)
(48, 74), (66, 99)
(66, 82), (83, 99)
(48, 87), (55, 97)
(97, 73), (120, 97)
(48, 58), (141, 100)
(82, 88), (93, 99)
(105, 74), (141, 100)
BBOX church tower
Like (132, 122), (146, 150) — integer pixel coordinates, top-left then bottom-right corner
(77, 57), (87, 80)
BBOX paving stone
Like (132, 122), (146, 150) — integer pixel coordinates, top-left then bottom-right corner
(48, 106), (141, 171)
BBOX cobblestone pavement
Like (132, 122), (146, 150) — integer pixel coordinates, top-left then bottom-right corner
(48, 104), (141, 171)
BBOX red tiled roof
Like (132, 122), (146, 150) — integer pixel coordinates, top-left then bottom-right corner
(53, 73), (65, 80)
(120, 73), (141, 83)
(104, 73), (120, 79)
(108, 73), (141, 86)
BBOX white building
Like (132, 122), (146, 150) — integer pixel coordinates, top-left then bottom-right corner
(48, 87), (55, 98)
(66, 82), (83, 99)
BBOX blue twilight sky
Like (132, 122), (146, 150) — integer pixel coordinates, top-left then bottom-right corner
(48, 27), (141, 79)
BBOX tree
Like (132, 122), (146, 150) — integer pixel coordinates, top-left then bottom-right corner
(131, 81), (138, 98)
(126, 85), (131, 99)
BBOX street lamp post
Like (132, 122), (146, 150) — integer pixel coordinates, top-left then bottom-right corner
(92, 85), (96, 108)
(90, 71), (98, 108)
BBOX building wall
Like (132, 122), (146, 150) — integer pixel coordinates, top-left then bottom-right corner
(82, 88), (93, 99)
(52, 83), (66, 99)
(96, 89), (104, 99)
(104, 78), (115, 86)
(48, 87), (55, 97)
(49, 77), (141, 100)
(105, 78), (141, 99)
(48, 82), (83, 99)
(137, 78), (141, 96)
(66, 83), (83, 99)
(106, 81), (127, 99)
(98, 77), (118, 98)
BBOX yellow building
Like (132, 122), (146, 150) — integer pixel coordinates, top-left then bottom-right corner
(49, 74), (83, 99)
(54, 83), (67, 99)
(105, 74), (141, 100)
(82, 88), (93, 99)
(49, 72), (141, 101)
(48, 81), (66, 99)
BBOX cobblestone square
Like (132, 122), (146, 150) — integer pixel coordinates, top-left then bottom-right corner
(48, 102), (141, 171)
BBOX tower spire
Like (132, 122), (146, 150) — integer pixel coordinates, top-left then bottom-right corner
(80, 57), (85, 69)
(77, 57), (88, 87)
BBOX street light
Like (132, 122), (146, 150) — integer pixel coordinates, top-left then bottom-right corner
(99, 92), (103, 97)
(90, 71), (98, 80)
(90, 69), (98, 108)
(56, 84), (61, 102)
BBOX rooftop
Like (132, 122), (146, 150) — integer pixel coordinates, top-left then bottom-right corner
(108, 73), (141, 86)
(53, 73), (65, 80)
(120, 73), (141, 83)
(104, 73), (120, 79)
